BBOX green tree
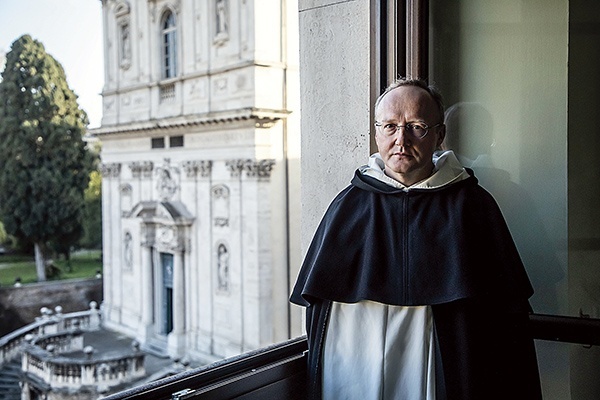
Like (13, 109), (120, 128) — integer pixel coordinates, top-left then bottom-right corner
(0, 221), (7, 244)
(79, 169), (103, 250)
(0, 35), (94, 281)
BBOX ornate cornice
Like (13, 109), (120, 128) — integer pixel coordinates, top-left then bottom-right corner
(245, 159), (275, 178)
(225, 159), (275, 179)
(225, 159), (245, 178)
(100, 162), (122, 178)
(89, 108), (291, 137)
(128, 161), (154, 178)
(182, 160), (212, 178)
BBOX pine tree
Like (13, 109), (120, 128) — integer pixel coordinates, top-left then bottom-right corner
(0, 35), (94, 281)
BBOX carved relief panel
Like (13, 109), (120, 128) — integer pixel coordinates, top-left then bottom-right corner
(120, 183), (133, 216)
(157, 225), (178, 251)
(212, 184), (230, 227)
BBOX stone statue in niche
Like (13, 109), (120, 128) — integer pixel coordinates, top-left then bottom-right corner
(124, 231), (133, 269)
(217, 244), (229, 291)
(216, 0), (228, 34)
(215, 0), (229, 45)
(120, 22), (131, 67)
(155, 159), (179, 201)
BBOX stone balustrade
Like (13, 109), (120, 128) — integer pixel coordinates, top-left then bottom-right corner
(0, 301), (147, 397)
(0, 301), (101, 369)
(22, 343), (145, 391)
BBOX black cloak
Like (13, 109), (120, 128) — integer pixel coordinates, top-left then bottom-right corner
(290, 169), (542, 400)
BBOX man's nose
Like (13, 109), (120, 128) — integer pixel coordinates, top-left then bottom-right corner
(394, 126), (410, 145)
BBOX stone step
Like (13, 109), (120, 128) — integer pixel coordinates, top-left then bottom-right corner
(0, 359), (22, 399)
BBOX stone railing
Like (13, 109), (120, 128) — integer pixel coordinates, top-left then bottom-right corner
(22, 340), (145, 393)
(0, 301), (101, 369)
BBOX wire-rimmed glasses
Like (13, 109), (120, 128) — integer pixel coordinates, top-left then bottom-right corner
(374, 121), (443, 139)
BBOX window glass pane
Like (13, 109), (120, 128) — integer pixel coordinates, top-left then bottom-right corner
(566, 2), (600, 399)
(152, 137), (165, 149)
(162, 12), (177, 79)
(169, 135), (184, 148)
(431, 0), (567, 316)
(430, 2), (569, 397)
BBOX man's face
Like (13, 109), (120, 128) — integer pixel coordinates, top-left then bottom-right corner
(374, 85), (445, 186)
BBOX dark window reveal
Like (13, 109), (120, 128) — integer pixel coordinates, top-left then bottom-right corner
(152, 137), (165, 149)
(170, 135), (184, 148)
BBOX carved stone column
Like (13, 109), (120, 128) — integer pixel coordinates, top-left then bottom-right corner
(99, 162), (122, 327)
(138, 240), (154, 342)
(168, 250), (186, 357)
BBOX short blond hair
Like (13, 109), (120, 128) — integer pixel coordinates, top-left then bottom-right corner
(374, 78), (445, 123)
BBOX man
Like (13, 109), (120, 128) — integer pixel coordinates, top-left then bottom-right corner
(290, 78), (541, 400)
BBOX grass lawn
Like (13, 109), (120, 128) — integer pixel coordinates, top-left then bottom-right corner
(0, 250), (102, 287)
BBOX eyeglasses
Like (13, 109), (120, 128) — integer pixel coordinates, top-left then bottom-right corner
(374, 121), (443, 139)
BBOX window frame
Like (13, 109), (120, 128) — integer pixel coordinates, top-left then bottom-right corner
(161, 10), (178, 80)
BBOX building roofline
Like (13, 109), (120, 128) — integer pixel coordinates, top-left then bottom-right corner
(90, 108), (291, 137)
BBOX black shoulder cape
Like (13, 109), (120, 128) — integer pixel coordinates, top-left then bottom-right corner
(291, 169), (541, 400)
(290, 169), (534, 310)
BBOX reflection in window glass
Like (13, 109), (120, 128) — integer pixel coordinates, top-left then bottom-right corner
(430, 1), (569, 398)
(430, 0), (567, 316)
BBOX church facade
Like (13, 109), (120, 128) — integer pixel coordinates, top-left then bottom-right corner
(93, 0), (302, 363)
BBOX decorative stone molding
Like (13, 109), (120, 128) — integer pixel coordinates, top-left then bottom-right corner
(100, 163), (122, 178)
(214, 0), (229, 46)
(245, 159), (275, 178)
(155, 158), (180, 201)
(157, 225), (176, 248)
(119, 20), (132, 70)
(155, 224), (187, 252)
(182, 160), (212, 178)
(120, 184), (133, 217)
(254, 118), (278, 129)
(212, 184), (230, 227)
(225, 159), (245, 178)
(225, 159), (275, 179)
(114, 1), (131, 70)
(148, 1), (157, 23)
(123, 231), (133, 270)
(114, 1), (130, 18)
(129, 161), (154, 178)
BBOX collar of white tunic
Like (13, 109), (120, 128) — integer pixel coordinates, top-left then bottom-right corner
(359, 149), (470, 191)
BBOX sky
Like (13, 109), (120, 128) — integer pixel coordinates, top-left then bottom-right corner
(0, 0), (104, 128)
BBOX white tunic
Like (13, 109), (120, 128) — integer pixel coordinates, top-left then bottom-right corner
(321, 151), (469, 399)
(322, 301), (436, 400)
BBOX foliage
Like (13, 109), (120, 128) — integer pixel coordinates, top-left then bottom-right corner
(79, 167), (103, 250)
(0, 250), (102, 286)
(0, 35), (94, 280)
(0, 221), (6, 244)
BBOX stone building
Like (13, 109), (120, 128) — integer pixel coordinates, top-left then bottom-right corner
(92, 0), (302, 363)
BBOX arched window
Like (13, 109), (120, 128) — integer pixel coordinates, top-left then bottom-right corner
(161, 11), (177, 79)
